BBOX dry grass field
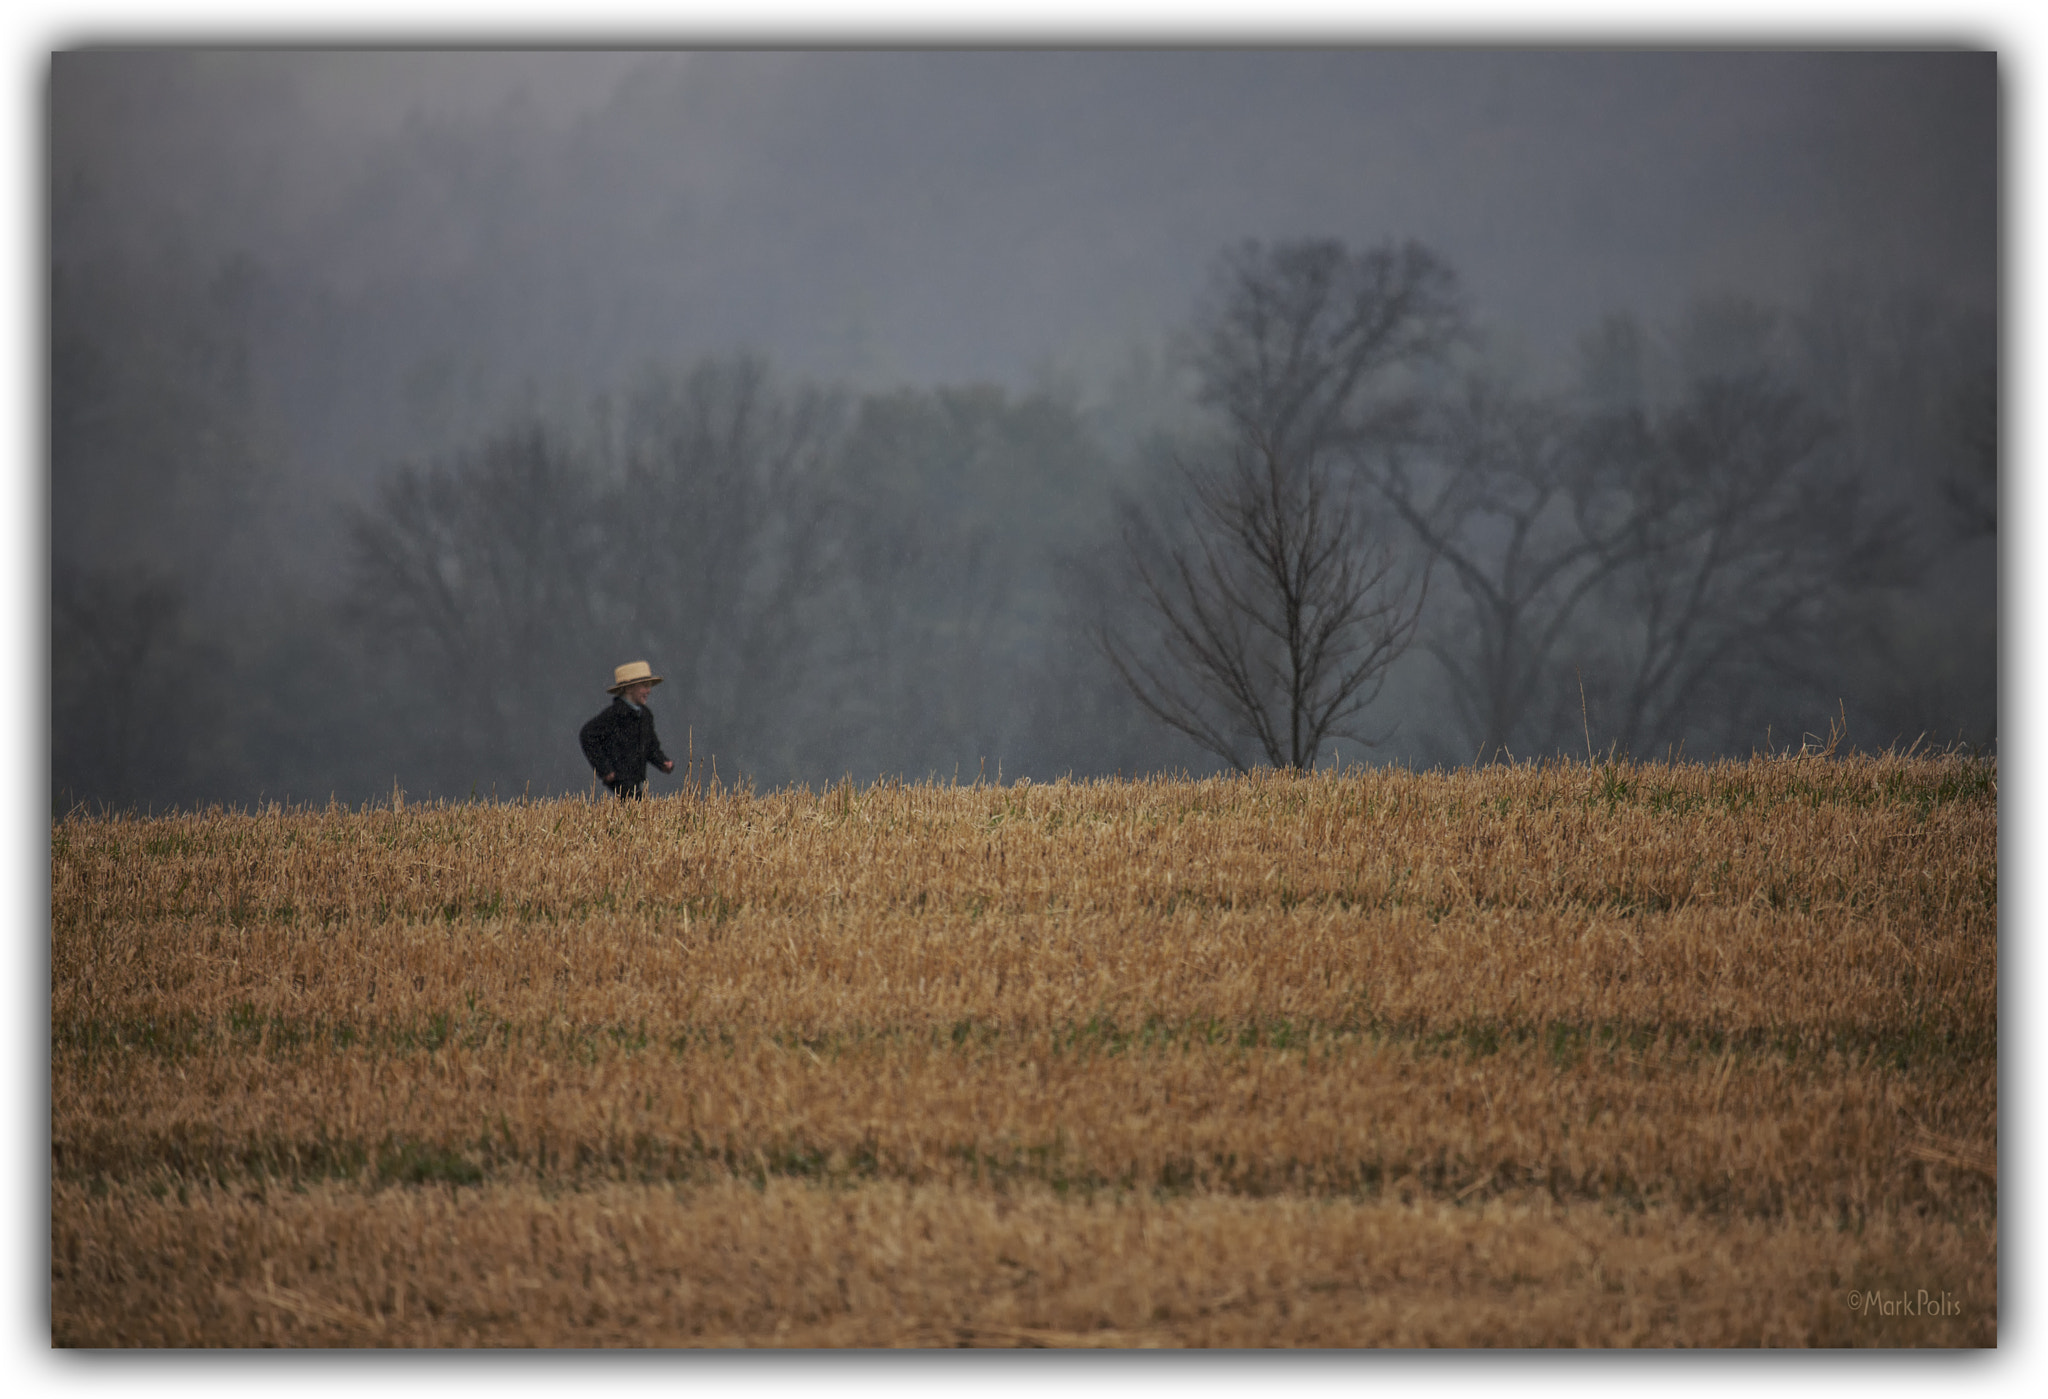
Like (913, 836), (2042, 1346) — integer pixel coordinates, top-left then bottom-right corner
(49, 753), (1997, 1346)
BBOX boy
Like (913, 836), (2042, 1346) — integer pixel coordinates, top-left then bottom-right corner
(579, 660), (675, 798)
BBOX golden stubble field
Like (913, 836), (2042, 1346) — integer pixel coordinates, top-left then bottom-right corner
(50, 754), (1997, 1346)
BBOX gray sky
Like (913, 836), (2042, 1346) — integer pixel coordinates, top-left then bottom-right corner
(49, 47), (1997, 501)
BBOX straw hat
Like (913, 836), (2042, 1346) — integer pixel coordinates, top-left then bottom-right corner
(605, 660), (664, 694)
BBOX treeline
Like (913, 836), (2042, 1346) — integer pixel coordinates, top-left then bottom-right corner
(51, 238), (1996, 812)
(1094, 240), (1995, 777)
(340, 361), (1162, 798)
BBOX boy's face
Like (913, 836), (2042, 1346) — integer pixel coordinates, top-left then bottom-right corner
(624, 682), (653, 706)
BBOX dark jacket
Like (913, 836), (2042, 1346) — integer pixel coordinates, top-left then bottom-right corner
(579, 697), (672, 796)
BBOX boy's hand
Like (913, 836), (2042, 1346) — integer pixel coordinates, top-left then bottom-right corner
(661, 760), (675, 773)
(602, 771), (616, 783)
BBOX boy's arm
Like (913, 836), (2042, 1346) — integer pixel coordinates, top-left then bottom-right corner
(579, 712), (616, 781)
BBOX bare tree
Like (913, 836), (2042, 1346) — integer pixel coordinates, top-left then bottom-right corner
(1102, 239), (1460, 771)
(1106, 436), (1424, 771)
(1577, 368), (1910, 757)
(1369, 377), (1630, 762)
(1382, 296), (1928, 765)
(1189, 238), (1464, 459)
(818, 384), (1118, 781)
(346, 357), (847, 795)
(52, 565), (230, 809)
(346, 422), (610, 788)
(610, 356), (843, 780)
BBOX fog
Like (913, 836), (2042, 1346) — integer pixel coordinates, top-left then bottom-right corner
(49, 49), (1998, 811)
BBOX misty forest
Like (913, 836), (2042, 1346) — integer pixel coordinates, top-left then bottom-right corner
(49, 51), (1997, 813)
